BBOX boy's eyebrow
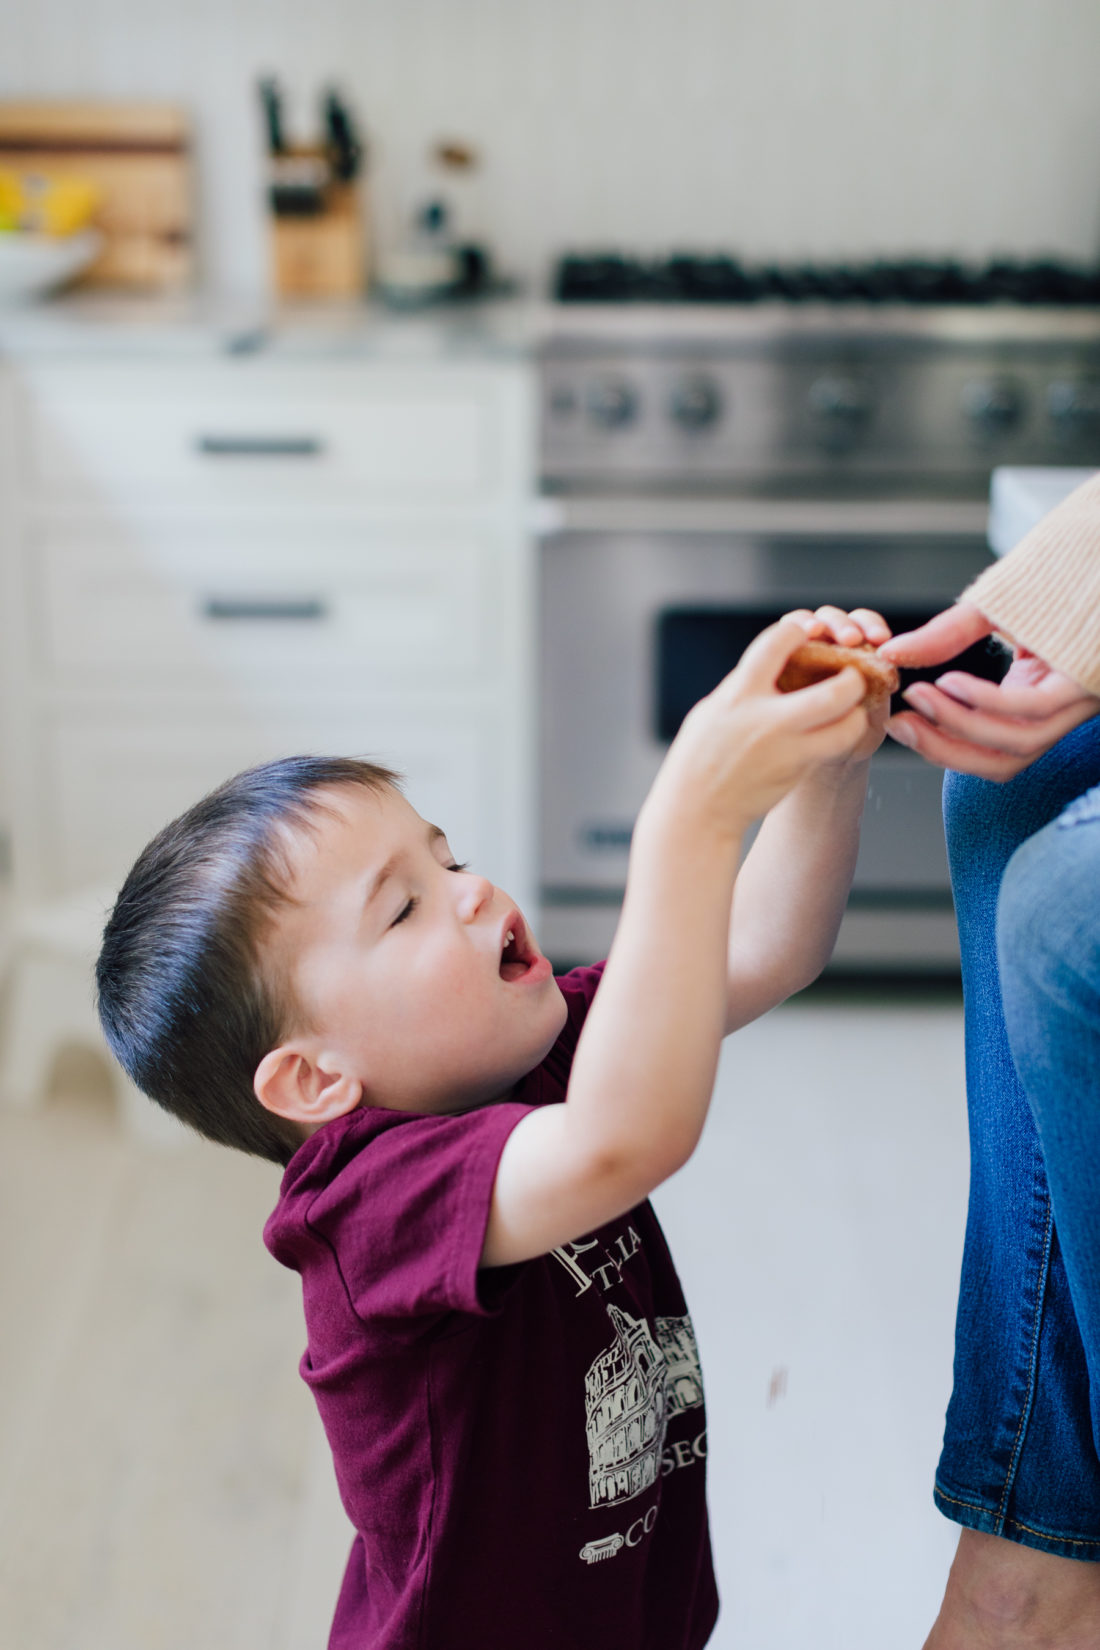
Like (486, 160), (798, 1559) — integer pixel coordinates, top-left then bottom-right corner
(360, 823), (448, 917)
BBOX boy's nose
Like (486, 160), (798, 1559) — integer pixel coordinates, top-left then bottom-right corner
(455, 872), (495, 921)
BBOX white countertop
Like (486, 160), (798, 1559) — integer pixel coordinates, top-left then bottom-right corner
(0, 291), (541, 361)
(9, 291), (1100, 363)
(988, 465), (1096, 555)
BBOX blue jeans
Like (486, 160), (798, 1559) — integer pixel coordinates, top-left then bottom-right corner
(936, 717), (1100, 1558)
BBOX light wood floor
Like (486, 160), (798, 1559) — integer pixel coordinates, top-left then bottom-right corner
(1, 988), (968, 1649)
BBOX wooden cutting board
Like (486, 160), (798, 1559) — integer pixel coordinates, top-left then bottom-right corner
(0, 102), (194, 291)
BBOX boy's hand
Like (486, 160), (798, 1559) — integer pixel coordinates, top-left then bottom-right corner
(485, 616), (869, 1271)
(781, 604), (893, 766)
(648, 613), (871, 840)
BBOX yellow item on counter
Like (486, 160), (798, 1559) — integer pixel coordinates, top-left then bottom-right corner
(0, 170), (21, 231)
(0, 168), (99, 235)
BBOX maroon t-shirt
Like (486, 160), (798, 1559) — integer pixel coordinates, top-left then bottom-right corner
(264, 964), (718, 1650)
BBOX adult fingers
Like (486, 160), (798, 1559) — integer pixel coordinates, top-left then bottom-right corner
(933, 669), (1099, 720)
(885, 713), (1029, 780)
(902, 682), (1098, 756)
(879, 603), (992, 668)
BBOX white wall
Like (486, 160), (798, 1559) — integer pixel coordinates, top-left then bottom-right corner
(2, 0), (1099, 297)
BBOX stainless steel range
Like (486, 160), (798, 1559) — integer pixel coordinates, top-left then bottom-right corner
(536, 256), (1100, 972)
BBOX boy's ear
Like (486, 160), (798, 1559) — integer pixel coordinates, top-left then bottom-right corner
(254, 1044), (363, 1129)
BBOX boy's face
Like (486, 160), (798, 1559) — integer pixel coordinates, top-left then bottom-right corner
(274, 784), (568, 1115)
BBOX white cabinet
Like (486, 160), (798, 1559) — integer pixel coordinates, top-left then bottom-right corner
(32, 522), (495, 689)
(0, 354), (536, 916)
(20, 365), (509, 500)
(43, 704), (495, 896)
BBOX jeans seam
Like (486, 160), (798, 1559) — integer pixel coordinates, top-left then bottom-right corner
(995, 1196), (1055, 1528)
(935, 1486), (1100, 1550)
(1057, 787), (1100, 828)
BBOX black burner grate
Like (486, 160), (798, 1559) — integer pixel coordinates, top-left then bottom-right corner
(554, 254), (1100, 306)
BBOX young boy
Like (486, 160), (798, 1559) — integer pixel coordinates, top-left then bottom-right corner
(96, 608), (886, 1650)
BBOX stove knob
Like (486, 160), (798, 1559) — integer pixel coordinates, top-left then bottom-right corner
(807, 375), (874, 438)
(1048, 379), (1100, 439)
(587, 375), (639, 429)
(963, 377), (1026, 437)
(548, 383), (578, 419)
(669, 374), (723, 431)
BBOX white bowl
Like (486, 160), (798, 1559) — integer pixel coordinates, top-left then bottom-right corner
(374, 248), (460, 309)
(0, 230), (102, 304)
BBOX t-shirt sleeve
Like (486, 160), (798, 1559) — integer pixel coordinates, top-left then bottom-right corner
(305, 1101), (533, 1329)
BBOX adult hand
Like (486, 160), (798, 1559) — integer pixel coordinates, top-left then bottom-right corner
(879, 603), (1100, 780)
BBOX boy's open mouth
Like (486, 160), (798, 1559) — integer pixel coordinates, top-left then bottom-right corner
(499, 911), (537, 982)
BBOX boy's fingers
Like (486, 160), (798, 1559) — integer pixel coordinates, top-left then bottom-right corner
(879, 603), (992, 668)
(776, 664), (867, 728)
(803, 703), (870, 760)
(847, 607), (892, 644)
(734, 614), (818, 689)
(813, 605), (865, 646)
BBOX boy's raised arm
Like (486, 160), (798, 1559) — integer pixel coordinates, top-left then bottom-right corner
(722, 607), (892, 1030)
(721, 756), (874, 1033)
(481, 618), (870, 1269)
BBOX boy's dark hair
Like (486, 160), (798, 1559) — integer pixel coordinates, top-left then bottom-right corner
(96, 755), (399, 1166)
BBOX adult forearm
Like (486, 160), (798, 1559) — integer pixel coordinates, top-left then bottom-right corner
(961, 469), (1100, 697)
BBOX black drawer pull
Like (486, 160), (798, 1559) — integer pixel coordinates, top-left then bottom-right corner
(201, 597), (328, 623)
(195, 435), (324, 458)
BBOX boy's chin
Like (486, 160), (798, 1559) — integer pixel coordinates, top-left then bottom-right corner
(392, 983), (567, 1115)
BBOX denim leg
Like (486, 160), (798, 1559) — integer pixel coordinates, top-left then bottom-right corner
(935, 719), (1100, 1557)
(994, 784), (1100, 1529)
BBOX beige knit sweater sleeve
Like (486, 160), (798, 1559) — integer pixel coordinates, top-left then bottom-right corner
(961, 469), (1100, 695)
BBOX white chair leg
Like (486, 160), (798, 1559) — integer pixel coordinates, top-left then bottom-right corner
(0, 946), (192, 1148)
(0, 951), (97, 1109)
(115, 1069), (193, 1149)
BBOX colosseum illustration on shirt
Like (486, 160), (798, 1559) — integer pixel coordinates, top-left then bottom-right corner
(585, 1306), (704, 1509)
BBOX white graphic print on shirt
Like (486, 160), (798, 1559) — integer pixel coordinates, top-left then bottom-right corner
(551, 1227), (643, 1296)
(551, 1220), (706, 1556)
(584, 1307), (705, 1509)
(657, 1314), (705, 1418)
(586, 1305), (667, 1507)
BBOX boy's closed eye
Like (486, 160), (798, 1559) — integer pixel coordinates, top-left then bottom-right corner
(390, 861), (470, 928)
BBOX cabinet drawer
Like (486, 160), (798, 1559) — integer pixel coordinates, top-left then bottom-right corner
(20, 365), (504, 500)
(42, 704), (492, 896)
(33, 525), (494, 689)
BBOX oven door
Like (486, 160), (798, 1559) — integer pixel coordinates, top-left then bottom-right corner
(538, 497), (996, 971)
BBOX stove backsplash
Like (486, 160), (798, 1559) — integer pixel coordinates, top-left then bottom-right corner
(6, 0), (1100, 296)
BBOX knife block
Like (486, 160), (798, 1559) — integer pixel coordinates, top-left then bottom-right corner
(269, 163), (369, 300)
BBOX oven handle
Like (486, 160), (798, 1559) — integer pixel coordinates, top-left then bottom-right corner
(530, 494), (989, 539)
